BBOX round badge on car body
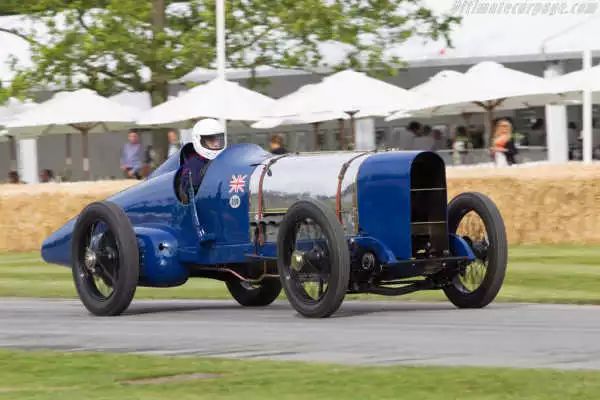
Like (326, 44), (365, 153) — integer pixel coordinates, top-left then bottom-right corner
(229, 194), (241, 209)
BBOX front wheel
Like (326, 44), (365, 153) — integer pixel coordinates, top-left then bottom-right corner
(71, 201), (139, 316)
(443, 192), (507, 308)
(277, 199), (350, 318)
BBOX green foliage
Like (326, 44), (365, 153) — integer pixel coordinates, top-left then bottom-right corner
(2, 0), (459, 102)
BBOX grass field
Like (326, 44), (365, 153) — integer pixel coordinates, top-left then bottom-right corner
(2, 349), (600, 400)
(0, 245), (599, 304)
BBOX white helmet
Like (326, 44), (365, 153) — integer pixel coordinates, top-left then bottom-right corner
(191, 119), (227, 160)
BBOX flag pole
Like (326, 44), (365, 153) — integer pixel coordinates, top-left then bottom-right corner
(216, 0), (225, 80)
(582, 48), (593, 164)
(216, 0), (227, 138)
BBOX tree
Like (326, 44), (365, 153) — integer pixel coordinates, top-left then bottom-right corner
(3, 0), (458, 96)
(1, 0), (459, 151)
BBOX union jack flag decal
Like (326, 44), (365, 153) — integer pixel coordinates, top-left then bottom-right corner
(229, 174), (247, 193)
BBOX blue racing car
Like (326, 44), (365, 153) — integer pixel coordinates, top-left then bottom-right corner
(42, 126), (507, 318)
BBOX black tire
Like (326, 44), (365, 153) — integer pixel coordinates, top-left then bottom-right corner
(226, 278), (282, 306)
(71, 201), (139, 316)
(277, 199), (350, 318)
(443, 192), (507, 308)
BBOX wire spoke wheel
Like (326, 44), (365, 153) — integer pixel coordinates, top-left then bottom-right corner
(72, 201), (139, 316)
(277, 199), (350, 318)
(443, 193), (508, 309)
(288, 218), (331, 303)
(454, 211), (489, 293)
(78, 220), (120, 301)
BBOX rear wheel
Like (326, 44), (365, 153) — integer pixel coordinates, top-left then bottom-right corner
(71, 201), (139, 316)
(443, 192), (507, 308)
(277, 199), (350, 318)
(226, 278), (281, 307)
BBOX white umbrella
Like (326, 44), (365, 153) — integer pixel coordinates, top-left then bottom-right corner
(252, 84), (347, 129)
(252, 113), (349, 129)
(109, 91), (153, 111)
(136, 78), (276, 128)
(387, 62), (568, 143)
(261, 70), (416, 147)
(0, 98), (37, 170)
(5, 89), (139, 178)
(251, 83), (349, 147)
(177, 66), (307, 83)
(550, 64), (600, 102)
(265, 70), (415, 117)
(404, 70), (465, 116)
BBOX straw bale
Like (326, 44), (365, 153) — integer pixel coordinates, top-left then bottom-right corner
(0, 181), (136, 253)
(1, 163), (599, 252)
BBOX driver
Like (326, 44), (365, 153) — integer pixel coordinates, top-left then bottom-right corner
(181, 118), (226, 197)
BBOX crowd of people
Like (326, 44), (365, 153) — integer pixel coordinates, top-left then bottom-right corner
(396, 120), (516, 166)
(5, 118), (600, 183)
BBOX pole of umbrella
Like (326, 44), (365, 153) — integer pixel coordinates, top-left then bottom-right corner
(81, 128), (90, 180)
(582, 48), (593, 164)
(8, 135), (17, 171)
(346, 111), (358, 150)
(486, 110), (495, 150)
(65, 133), (72, 178)
(216, 0), (227, 139)
(474, 100), (503, 149)
(216, 0), (225, 80)
(312, 122), (321, 151)
(71, 123), (98, 181)
(337, 118), (345, 150)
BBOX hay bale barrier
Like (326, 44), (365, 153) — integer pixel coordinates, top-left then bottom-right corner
(1, 163), (599, 252)
(0, 181), (136, 252)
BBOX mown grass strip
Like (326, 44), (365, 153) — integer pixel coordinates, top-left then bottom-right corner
(0, 245), (599, 304)
(2, 349), (600, 400)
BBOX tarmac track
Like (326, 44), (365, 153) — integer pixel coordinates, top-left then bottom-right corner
(1, 298), (600, 370)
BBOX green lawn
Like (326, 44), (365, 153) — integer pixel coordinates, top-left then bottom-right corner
(0, 245), (599, 304)
(2, 349), (600, 400)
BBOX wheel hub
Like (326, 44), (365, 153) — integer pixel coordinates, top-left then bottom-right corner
(291, 250), (305, 271)
(84, 248), (97, 270)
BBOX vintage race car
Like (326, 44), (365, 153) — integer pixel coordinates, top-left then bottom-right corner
(42, 144), (507, 318)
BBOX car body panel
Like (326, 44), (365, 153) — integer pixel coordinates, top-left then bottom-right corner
(41, 144), (474, 287)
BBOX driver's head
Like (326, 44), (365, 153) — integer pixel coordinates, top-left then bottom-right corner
(191, 119), (226, 160)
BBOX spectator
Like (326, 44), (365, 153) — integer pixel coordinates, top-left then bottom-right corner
(431, 129), (446, 151)
(167, 129), (180, 157)
(412, 124), (434, 150)
(269, 134), (287, 154)
(7, 170), (22, 184)
(491, 117), (516, 167)
(120, 130), (143, 179)
(452, 126), (470, 165)
(399, 121), (421, 150)
(39, 169), (56, 183)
